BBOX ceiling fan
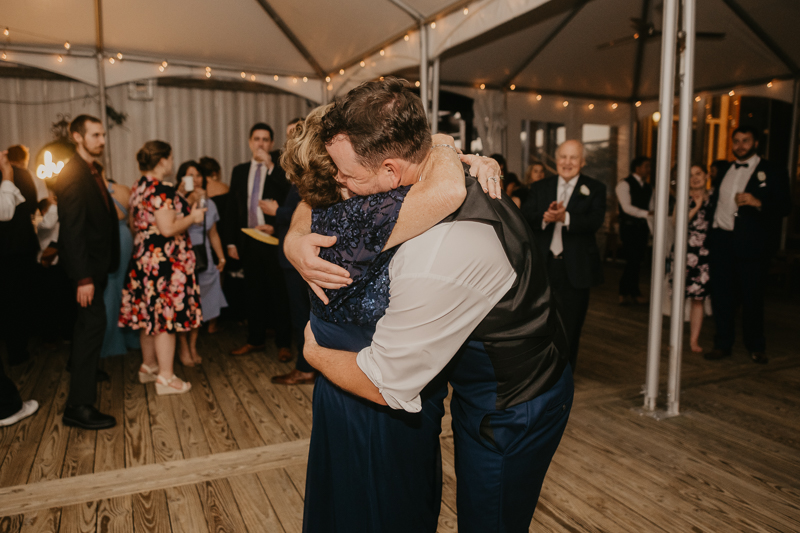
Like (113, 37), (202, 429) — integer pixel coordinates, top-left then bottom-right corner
(597, 16), (726, 51)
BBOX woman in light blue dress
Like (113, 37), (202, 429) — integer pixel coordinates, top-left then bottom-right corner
(176, 161), (228, 366)
(100, 180), (140, 358)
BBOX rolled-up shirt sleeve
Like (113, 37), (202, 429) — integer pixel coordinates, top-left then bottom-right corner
(0, 180), (25, 221)
(615, 180), (650, 219)
(356, 221), (516, 412)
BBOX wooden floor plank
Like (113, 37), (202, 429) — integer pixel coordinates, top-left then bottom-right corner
(195, 479), (248, 532)
(0, 515), (23, 533)
(227, 475), (286, 533)
(182, 365), (238, 454)
(95, 496), (133, 533)
(94, 356), (126, 473)
(257, 468), (304, 533)
(57, 502), (96, 533)
(131, 491), (169, 533)
(123, 354), (154, 469)
(0, 354), (48, 469)
(24, 371), (71, 485)
(164, 485), (209, 533)
(18, 509), (58, 533)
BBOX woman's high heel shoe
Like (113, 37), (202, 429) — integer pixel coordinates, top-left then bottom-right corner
(138, 363), (159, 384)
(155, 374), (191, 396)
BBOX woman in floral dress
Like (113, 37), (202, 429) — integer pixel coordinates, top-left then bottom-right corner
(119, 141), (205, 395)
(669, 163), (715, 353)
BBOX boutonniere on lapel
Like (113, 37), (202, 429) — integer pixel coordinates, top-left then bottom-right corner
(580, 184), (590, 196)
(757, 172), (766, 182)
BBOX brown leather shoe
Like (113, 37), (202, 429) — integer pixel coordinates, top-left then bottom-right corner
(750, 352), (768, 365)
(271, 369), (318, 385)
(230, 343), (265, 356)
(278, 347), (293, 362)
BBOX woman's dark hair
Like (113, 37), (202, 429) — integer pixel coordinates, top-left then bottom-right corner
(690, 162), (708, 174)
(136, 140), (172, 172)
(198, 156), (221, 177)
(282, 104), (342, 209)
(321, 77), (430, 171)
(176, 160), (205, 188)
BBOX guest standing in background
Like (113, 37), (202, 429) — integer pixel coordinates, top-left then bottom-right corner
(226, 123), (293, 362)
(705, 126), (792, 365)
(176, 160), (228, 365)
(668, 164), (715, 353)
(522, 140), (606, 370)
(616, 156), (653, 305)
(119, 141), (205, 394)
(55, 115), (118, 429)
(197, 157), (229, 197)
(513, 161), (547, 208)
(100, 175), (140, 358)
(0, 146), (38, 367)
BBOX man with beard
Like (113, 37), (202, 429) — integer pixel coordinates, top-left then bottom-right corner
(705, 125), (791, 365)
(55, 115), (119, 429)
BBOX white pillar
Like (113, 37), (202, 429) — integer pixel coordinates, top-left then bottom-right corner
(666, 0), (697, 416)
(431, 57), (440, 134)
(95, 0), (111, 181)
(419, 24), (429, 120)
(644, 0), (680, 412)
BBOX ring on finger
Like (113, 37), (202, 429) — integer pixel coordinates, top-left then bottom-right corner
(489, 176), (499, 183)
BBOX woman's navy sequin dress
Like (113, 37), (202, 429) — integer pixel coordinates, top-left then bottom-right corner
(303, 186), (447, 533)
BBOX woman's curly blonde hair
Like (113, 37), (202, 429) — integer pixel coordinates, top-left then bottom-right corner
(280, 104), (342, 209)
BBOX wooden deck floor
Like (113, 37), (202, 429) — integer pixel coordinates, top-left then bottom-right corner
(1, 265), (798, 532)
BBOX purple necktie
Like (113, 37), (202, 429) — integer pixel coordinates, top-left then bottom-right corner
(248, 163), (263, 228)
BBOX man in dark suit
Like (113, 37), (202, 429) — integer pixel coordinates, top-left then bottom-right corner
(226, 123), (293, 360)
(705, 125), (791, 364)
(522, 140), (606, 370)
(55, 115), (118, 429)
(615, 156), (653, 305)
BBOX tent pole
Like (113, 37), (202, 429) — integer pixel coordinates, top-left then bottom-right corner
(781, 78), (799, 251)
(667, 0), (697, 417)
(94, 0), (111, 181)
(420, 23), (430, 121)
(431, 57), (440, 134)
(644, 0), (679, 412)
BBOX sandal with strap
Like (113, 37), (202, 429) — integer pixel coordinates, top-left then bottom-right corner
(155, 374), (192, 396)
(138, 363), (160, 384)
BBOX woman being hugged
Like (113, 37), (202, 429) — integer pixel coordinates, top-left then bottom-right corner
(119, 141), (205, 394)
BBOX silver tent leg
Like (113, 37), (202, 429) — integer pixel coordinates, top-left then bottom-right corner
(420, 23), (429, 121)
(431, 57), (440, 134)
(95, 0), (111, 181)
(666, 0), (697, 417)
(781, 79), (799, 251)
(643, 0), (679, 412)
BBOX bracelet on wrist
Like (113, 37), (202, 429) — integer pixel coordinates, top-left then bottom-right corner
(431, 143), (459, 155)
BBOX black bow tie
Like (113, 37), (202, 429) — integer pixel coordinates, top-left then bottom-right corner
(734, 162), (749, 169)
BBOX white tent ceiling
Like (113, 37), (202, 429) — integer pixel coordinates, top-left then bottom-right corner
(1, 0), (798, 103)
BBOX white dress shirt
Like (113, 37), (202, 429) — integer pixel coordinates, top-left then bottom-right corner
(544, 176), (578, 256)
(356, 221), (517, 412)
(0, 179), (25, 221)
(615, 174), (653, 219)
(246, 159), (273, 227)
(713, 154), (760, 231)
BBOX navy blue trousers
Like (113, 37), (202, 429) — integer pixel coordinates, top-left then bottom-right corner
(450, 341), (574, 533)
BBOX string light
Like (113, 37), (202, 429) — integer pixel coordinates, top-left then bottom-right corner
(404, 34), (410, 41)
(241, 71), (246, 78)
(480, 83), (485, 90)
(205, 66), (211, 72)
(250, 74), (256, 81)
(64, 42), (70, 50)
(463, 7), (469, 15)
(380, 49), (385, 56)
(695, 96), (701, 102)
(57, 55), (63, 63)
(117, 52), (123, 60)
(274, 74), (279, 81)
(339, 68), (345, 75)
(611, 103), (618, 109)
(767, 81), (773, 88)
(415, 81), (421, 87)
(1, 52), (6, 60)
(108, 57), (115, 64)
(562, 100), (569, 107)
(510, 84), (515, 91)
(653, 111), (661, 123)
(360, 61), (366, 67)
(325, 76), (331, 83)
(536, 94), (542, 101)
(588, 103), (595, 110)
(728, 90), (735, 96)
(158, 65), (165, 72)
(430, 22), (436, 29)
(327, 84), (333, 91)
(3, 28), (8, 37)
(292, 77), (298, 83)
(635, 101), (642, 107)
(161, 60), (168, 68)
(205, 70), (211, 78)
(303, 76), (308, 82)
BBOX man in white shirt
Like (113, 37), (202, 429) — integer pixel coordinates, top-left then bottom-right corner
(522, 141), (606, 370)
(705, 125), (791, 364)
(615, 156), (654, 304)
(287, 78), (573, 533)
(226, 123), (293, 360)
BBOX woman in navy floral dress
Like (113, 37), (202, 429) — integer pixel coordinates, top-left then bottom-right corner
(119, 141), (205, 395)
(669, 163), (715, 352)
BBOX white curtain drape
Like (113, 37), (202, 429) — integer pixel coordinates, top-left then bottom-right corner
(473, 89), (506, 156)
(0, 78), (314, 187)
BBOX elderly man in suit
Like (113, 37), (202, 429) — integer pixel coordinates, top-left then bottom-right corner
(705, 125), (791, 364)
(226, 123), (293, 361)
(56, 115), (119, 430)
(522, 140), (606, 370)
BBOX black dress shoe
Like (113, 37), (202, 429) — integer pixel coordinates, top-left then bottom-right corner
(704, 348), (732, 361)
(750, 352), (768, 365)
(96, 369), (110, 382)
(63, 405), (116, 430)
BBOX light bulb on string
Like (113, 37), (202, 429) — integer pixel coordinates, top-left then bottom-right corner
(3, 28), (8, 37)
(108, 57), (115, 64)
(64, 42), (70, 50)
(415, 81), (420, 87)
(463, 8), (469, 15)
(250, 74), (256, 81)
(562, 100), (569, 107)
(303, 77), (308, 82)
(325, 76), (331, 83)
(510, 84), (515, 91)
(162, 60), (168, 68)
(274, 75), (279, 81)
(57, 55), (63, 63)
(480, 83), (485, 90)
(588, 104), (595, 110)
(158, 65), (165, 72)
(536, 94), (542, 101)
(611, 103), (618, 109)
(430, 22), (436, 29)
(117, 52), (123, 60)
(360, 61), (365, 67)
(635, 101), (642, 107)
(404, 34), (410, 41)
(1, 52), (6, 60)
(241, 72), (246, 78)
(339, 69), (345, 75)
(380, 49), (385, 56)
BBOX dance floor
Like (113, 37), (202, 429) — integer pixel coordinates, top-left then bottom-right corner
(1, 265), (798, 532)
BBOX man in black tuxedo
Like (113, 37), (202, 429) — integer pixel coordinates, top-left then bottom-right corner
(522, 140), (606, 369)
(227, 123), (293, 360)
(705, 125), (791, 364)
(55, 115), (118, 429)
(615, 156), (653, 305)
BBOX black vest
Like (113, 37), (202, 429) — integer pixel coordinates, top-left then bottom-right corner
(442, 177), (569, 410)
(619, 175), (652, 227)
(0, 167), (39, 259)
